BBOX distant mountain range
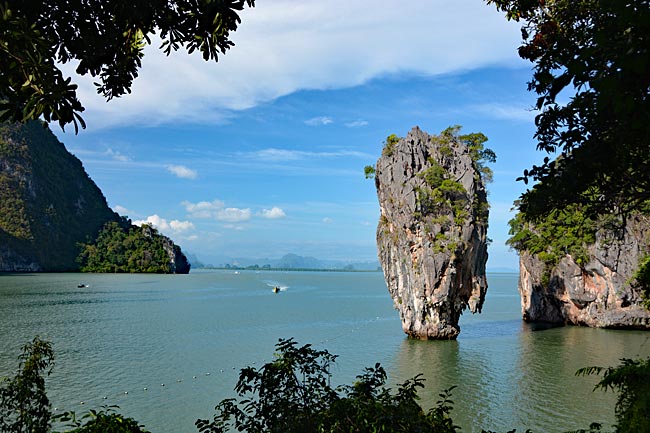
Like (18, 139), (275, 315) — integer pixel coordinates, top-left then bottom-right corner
(188, 252), (517, 273)
(189, 253), (382, 271)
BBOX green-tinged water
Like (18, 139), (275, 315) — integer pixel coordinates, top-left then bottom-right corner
(0, 271), (648, 433)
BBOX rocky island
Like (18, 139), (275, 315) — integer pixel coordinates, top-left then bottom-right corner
(509, 209), (650, 329)
(373, 126), (493, 339)
(0, 121), (189, 273)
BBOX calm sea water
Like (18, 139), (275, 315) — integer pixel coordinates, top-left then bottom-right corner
(1, 270), (649, 433)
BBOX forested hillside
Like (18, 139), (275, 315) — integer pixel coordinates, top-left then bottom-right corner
(0, 121), (119, 271)
(0, 121), (189, 273)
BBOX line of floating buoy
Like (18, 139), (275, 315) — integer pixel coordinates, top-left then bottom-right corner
(54, 366), (247, 409)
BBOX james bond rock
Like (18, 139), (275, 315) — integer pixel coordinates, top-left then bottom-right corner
(374, 126), (492, 339)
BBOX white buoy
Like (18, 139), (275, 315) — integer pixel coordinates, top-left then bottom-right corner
(124, 391), (128, 395)
(143, 387), (148, 391)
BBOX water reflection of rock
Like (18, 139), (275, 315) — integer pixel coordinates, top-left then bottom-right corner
(390, 338), (511, 433)
(515, 326), (650, 432)
(389, 325), (650, 433)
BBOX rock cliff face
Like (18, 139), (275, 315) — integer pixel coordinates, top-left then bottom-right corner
(519, 214), (650, 329)
(141, 225), (191, 274)
(0, 121), (190, 273)
(0, 121), (119, 271)
(374, 127), (490, 339)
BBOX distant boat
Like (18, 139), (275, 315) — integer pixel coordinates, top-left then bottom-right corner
(273, 286), (280, 293)
(77, 284), (88, 288)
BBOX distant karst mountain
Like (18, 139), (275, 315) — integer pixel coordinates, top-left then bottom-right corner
(216, 253), (380, 271)
(0, 121), (189, 273)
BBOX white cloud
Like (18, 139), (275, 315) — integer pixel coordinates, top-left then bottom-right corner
(216, 208), (252, 223)
(170, 220), (195, 231)
(253, 149), (304, 161)
(182, 199), (252, 222)
(182, 199), (225, 218)
(61, 0), (522, 128)
(345, 119), (369, 128)
(167, 164), (198, 179)
(323, 217), (333, 224)
(250, 148), (370, 162)
(260, 207), (286, 219)
(113, 205), (130, 215)
(133, 214), (195, 235)
(105, 148), (129, 162)
(304, 116), (333, 126)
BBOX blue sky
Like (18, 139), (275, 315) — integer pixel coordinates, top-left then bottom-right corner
(53, 0), (543, 270)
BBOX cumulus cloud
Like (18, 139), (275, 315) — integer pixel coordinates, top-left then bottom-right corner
(260, 207), (286, 219)
(61, 0), (522, 128)
(304, 116), (333, 126)
(216, 208), (252, 222)
(182, 199), (251, 222)
(167, 164), (198, 179)
(182, 199), (225, 218)
(133, 214), (195, 234)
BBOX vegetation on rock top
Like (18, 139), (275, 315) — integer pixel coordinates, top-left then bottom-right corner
(77, 219), (190, 274)
(507, 204), (597, 283)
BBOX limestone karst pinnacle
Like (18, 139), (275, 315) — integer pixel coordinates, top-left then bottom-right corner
(374, 126), (490, 339)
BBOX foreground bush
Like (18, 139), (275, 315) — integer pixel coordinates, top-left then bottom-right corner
(196, 338), (459, 433)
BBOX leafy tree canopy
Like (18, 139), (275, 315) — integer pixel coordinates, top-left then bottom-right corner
(0, 0), (255, 133)
(0, 336), (54, 433)
(77, 219), (190, 273)
(196, 338), (460, 433)
(576, 358), (650, 433)
(488, 0), (650, 220)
